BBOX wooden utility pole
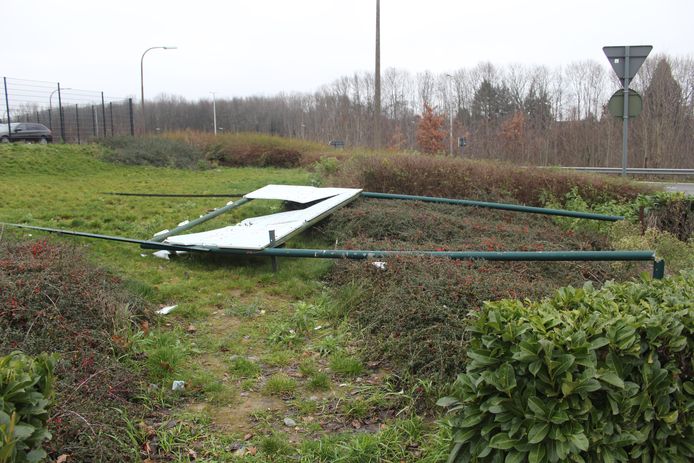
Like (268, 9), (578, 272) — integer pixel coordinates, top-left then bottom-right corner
(374, 0), (382, 148)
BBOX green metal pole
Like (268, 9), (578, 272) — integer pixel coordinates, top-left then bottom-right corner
(2, 224), (657, 264)
(243, 248), (655, 262)
(360, 192), (624, 221)
(150, 197), (251, 242)
(652, 259), (665, 280)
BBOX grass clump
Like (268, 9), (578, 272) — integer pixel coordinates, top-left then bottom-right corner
(262, 374), (297, 397)
(138, 329), (189, 382)
(329, 353), (364, 377)
(307, 372), (331, 391)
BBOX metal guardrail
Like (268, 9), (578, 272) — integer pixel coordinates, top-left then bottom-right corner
(557, 167), (694, 176)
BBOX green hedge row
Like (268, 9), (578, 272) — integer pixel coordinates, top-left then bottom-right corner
(0, 352), (56, 463)
(439, 271), (693, 462)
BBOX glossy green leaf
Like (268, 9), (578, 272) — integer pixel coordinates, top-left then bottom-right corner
(504, 450), (526, 463)
(527, 422), (550, 444)
(527, 397), (547, 417)
(528, 444), (546, 463)
(437, 396), (459, 408)
(569, 432), (589, 451)
(489, 432), (518, 450)
(598, 371), (624, 389)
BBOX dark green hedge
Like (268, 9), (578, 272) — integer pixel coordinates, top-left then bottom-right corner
(439, 271), (694, 462)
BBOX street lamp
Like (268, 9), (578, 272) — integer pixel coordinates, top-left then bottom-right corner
(140, 46), (177, 131)
(210, 92), (217, 135)
(445, 74), (454, 156)
(49, 87), (71, 132)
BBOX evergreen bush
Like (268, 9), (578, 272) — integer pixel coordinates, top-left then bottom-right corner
(439, 272), (694, 462)
(0, 352), (56, 463)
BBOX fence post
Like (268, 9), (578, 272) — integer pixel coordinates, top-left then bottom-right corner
(3, 77), (11, 140)
(92, 105), (97, 137)
(48, 108), (52, 131)
(101, 92), (106, 138)
(36, 111), (40, 123)
(58, 83), (66, 143)
(75, 104), (80, 144)
(109, 102), (114, 136)
(128, 98), (134, 136)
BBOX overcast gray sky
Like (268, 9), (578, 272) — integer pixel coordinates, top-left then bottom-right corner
(4, 0), (693, 101)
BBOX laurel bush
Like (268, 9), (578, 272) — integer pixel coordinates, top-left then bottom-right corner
(439, 271), (694, 462)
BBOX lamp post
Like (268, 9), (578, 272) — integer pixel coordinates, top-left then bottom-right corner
(49, 87), (71, 132)
(210, 92), (217, 135)
(445, 74), (454, 156)
(140, 46), (177, 132)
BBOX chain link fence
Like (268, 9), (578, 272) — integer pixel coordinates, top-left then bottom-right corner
(1, 77), (134, 144)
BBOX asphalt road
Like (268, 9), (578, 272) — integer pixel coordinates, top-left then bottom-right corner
(643, 182), (694, 196)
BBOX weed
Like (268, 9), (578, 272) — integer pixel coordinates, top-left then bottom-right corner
(225, 299), (263, 317)
(268, 322), (303, 346)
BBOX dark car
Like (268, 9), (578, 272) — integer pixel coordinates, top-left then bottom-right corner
(0, 123), (53, 144)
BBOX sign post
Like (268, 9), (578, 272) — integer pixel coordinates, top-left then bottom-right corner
(603, 45), (652, 176)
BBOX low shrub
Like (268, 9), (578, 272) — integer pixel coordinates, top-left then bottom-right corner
(207, 144), (302, 168)
(164, 131), (336, 168)
(640, 192), (694, 241)
(0, 352), (56, 463)
(439, 271), (694, 462)
(330, 154), (651, 206)
(545, 189), (693, 241)
(0, 238), (151, 461)
(101, 135), (205, 168)
(610, 223), (694, 273)
(325, 200), (642, 383)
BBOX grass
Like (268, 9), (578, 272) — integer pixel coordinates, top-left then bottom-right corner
(228, 356), (262, 379)
(307, 372), (331, 391)
(1, 140), (676, 462)
(329, 353), (364, 377)
(262, 373), (298, 397)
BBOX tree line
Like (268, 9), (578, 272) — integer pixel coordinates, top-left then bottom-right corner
(141, 54), (693, 167)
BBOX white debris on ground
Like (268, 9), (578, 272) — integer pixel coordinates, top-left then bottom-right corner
(171, 380), (185, 391)
(157, 305), (178, 315)
(152, 250), (171, 260)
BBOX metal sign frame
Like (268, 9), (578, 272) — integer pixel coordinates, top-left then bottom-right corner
(603, 45), (652, 176)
